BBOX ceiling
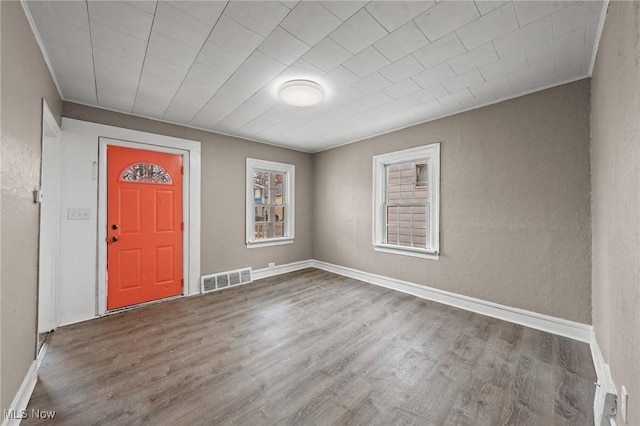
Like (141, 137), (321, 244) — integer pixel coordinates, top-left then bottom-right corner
(26, 0), (606, 152)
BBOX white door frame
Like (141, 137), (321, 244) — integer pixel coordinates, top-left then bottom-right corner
(37, 100), (61, 332)
(97, 136), (200, 316)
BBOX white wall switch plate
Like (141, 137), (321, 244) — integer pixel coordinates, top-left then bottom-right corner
(67, 208), (91, 220)
(621, 385), (629, 423)
(268, 262), (275, 268)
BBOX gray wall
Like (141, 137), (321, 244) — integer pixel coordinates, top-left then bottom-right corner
(314, 79), (592, 324)
(591, 1), (640, 423)
(0, 1), (62, 412)
(62, 103), (314, 275)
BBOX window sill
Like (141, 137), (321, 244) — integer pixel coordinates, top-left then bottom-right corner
(246, 238), (294, 249)
(373, 244), (439, 260)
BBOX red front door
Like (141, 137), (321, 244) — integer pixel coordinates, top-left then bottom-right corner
(107, 146), (183, 310)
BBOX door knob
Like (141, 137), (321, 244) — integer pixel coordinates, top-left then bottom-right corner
(112, 224), (119, 230)
(111, 236), (118, 243)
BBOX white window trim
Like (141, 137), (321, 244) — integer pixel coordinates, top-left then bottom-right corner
(246, 158), (295, 248)
(372, 143), (440, 260)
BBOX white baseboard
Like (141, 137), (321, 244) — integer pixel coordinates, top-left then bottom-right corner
(1, 361), (37, 426)
(252, 260), (314, 281)
(591, 332), (617, 426)
(311, 260), (593, 343)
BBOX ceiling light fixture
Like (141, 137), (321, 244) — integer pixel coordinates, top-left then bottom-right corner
(278, 80), (324, 107)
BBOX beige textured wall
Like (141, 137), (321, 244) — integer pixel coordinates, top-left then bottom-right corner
(62, 103), (314, 274)
(591, 2), (640, 423)
(0, 1), (62, 412)
(314, 79), (592, 324)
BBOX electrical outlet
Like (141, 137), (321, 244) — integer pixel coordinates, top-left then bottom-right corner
(68, 208), (91, 220)
(268, 262), (275, 268)
(621, 386), (629, 423)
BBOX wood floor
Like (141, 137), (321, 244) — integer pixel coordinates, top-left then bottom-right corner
(25, 268), (596, 425)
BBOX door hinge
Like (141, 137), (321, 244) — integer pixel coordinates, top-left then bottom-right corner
(181, 278), (184, 286)
(181, 222), (184, 231)
(181, 166), (184, 175)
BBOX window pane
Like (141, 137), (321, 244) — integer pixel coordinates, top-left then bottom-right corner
(275, 206), (285, 222)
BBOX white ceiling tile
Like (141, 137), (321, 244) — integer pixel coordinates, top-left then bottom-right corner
(469, 75), (511, 100)
(329, 9), (388, 55)
(442, 69), (485, 92)
(384, 96), (419, 113)
(127, 1), (157, 14)
(303, 38), (353, 72)
(135, 72), (181, 102)
(412, 32), (466, 69)
(190, 93), (242, 128)
(95, 67), (138, 111)
(492, 16), (553, 59)
(27, 0), (90, 30)
(414, 1), (480, 42)
(196, 42), (245, 75)
(208, 14), (264, 58)
(374, 21), (430, 62)
(134, 93), (175, 118)
(411, 83), (449, 103)
(224, 2), (290, 37)
(324, 66), (360, 90)
(514, 1), (575, 27)
(507, 59), (555, 90)
(475, 1), (508, 16)
(365, 1), (436, 32)
(166, 1), (226, 26)
(215, 51), (287, 102)
(163, 78), (218, 123)
(279, 0), (299, 10)
(87, 1), (153, 41)
(412, 63), (456, 88)
(320, 1), (367, 21)
(142, 54), (189, 83)
(239, 109), (284, 136)
(437, 88), (475, 108)
(408, 99), (444, 117)
(217, 89), (280, 132)
(258, 27), (311, 66)
(93, 47), (143, 78)
(552, 0), (603, 37)
(147, 31), (199, 68)
(90, 20), (147, 62)
(456, 3), (519, 50)
(280, 2), (342, 45)
(31, 12), (92, 54)
(351, 72), (392, 95)
(343, 46), (391, 77)
(46, 44), (96, 103)
(153, 2), (212, 50)
(526, 27), (585, 66)
(479, 51), (528, 80)
(275, 59), (325, 85)
(383, 78), (422, 100)
(186, 62), (231, 92)
(359, 91), (394, 108)
(379, 55), (425, 83)
(448, 43), (499, 74)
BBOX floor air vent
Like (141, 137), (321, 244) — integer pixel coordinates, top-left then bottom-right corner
(201, 267), (252, 293)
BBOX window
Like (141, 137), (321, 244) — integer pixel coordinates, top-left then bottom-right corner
(246, 158), (295, 248)
(372, 144), (440, 259)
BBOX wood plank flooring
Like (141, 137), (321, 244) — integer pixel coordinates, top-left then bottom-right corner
(24, 269), (596, 425)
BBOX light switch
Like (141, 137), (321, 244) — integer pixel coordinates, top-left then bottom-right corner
(67, 208), (91, 220)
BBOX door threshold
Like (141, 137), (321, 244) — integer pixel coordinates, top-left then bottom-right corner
(104, 294), (184, 316)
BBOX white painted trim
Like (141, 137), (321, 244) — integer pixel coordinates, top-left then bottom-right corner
(372, 143), (440, 257)
(310, 260), (593, 343)
(1, 361), (37, 426)
(61, 118), (201, 316)
(591, 331), (617, 426)
(245, 158), (295, 247)
(19, 1), (64, 99)
(252, 260), (314, 281)
(588, 0), (610, 77)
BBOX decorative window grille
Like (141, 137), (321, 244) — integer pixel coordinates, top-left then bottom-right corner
(373, 144), (440, 259)
(120, 163), (172, 184)
(246, 159), (295, 247)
